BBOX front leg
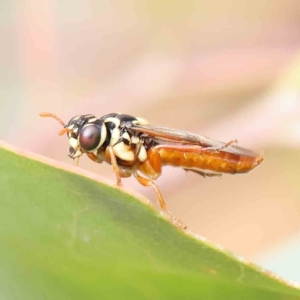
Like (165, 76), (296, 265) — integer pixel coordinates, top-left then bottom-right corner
(73, 157), (80, 166)
(107, 145), (122, 186)
(87, 150), (131, 182)
(86, 152), (102, 163)
(86, 146), (123, 186)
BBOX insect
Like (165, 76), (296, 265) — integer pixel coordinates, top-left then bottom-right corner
(40, 112), (263, 224)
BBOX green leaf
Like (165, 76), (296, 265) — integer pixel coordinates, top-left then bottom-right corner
(0, 142), (299, 300)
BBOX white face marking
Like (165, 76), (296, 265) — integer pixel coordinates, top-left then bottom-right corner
(110, 128), (121, 146)
(131, 136), (139, 144)
(104, 117), (120, 128)
(113, 142), (135, 161)
(137, 145), (147, 162)
(133, 117), (148, 125)
(68, 124), (75, 129)
(69, 137), (78, 149)
(73, 127), (79, 134)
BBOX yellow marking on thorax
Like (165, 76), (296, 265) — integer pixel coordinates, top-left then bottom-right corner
(104, 117), (121, 128)
(137, 145), (147, 162)
(110, 128), (121, 146)
(131, 136), (139, 144)
(122, 132), (131, 144)
(113, 142), (135, 161)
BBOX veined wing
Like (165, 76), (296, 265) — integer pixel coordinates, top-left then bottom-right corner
(131, 124), (262, 158)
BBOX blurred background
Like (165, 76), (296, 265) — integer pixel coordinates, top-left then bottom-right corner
(1, 0), (300, 282)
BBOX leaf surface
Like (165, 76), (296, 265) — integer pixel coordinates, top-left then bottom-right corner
(0, 142), (299, 300)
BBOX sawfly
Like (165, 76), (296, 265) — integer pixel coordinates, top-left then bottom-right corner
(40, 112), (263, 226)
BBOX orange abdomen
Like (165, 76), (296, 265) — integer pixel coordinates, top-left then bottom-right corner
(157, 148), (263, 174)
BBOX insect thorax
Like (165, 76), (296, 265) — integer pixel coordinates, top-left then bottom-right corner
(99, 113), (149, 165)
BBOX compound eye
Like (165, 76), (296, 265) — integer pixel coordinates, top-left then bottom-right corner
(79, 124), (101, 151)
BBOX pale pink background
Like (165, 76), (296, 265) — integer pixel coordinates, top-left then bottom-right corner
(1, 0), (300, 279)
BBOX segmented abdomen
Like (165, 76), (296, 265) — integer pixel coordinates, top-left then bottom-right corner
(157, 147), (263, 174)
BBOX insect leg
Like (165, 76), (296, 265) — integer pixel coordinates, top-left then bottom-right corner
(183, 168), (222, 178)
(134, 171), (187, 229)
(225, 139), (238, 147)
(107, 145), (122, 186)
(202, 139), (238, 152)
(86, 152), (103, 163)
(74, 157), (80, 166)
(133, 171), (166, 210)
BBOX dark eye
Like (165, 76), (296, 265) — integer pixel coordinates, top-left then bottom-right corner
(79, 124), (101, 151)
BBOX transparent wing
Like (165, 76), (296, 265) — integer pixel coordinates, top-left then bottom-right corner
(131, 124), (261, 157)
